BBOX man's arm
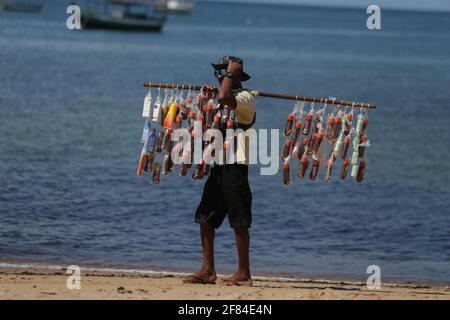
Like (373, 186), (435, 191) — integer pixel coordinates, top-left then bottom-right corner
(216, 60), (243, 109)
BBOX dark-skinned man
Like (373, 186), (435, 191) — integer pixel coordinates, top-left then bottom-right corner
(183, 56), (256, 286)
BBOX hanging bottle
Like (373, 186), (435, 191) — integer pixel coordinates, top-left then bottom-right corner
(325, 157), (334, 182)
(192, 160), (205, 180)
(340, 136), (351, 160)
(152, 162), (161, 184)
(281, 139), (292, 161)
(356, 159), (366, 183)
(292, 120), (302, 146)
(297, 154), (310, 179)
(137, 149), (146, 177)
(312, 132), (324, 153)
(151, 91), (162, 123)
(339, 159), (350, 180)
(358, 135), (368, 158)
(142, 89), (153, 118)
(297, 138), (308, 160)
(284, 114), (294, 136)
(155, 130), (165, 153)
(310, 158), (320, 181)
(283, 162), (291, 185)
(145, 152), (154, 172)
(302, 113), (313, 135)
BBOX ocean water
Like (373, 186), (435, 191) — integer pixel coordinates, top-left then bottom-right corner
(0, 1), (449, 283)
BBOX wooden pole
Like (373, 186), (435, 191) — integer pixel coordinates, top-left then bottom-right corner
(143, 82), (377, 109)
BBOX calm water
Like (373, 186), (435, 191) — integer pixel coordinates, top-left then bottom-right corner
(0, 1), (449, 283)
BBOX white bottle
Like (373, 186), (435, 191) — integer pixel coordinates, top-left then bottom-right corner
(142, 89), (153, 118)
(151, 95), (162, 123)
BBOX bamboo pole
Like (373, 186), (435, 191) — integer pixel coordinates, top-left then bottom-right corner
(143, 82), (377, 109)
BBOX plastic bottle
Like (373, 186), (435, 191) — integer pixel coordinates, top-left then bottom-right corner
(292, 120), (302, 145)
(297, 154), (310, 179)
(326, 116), (334, 140)
(281, 139), (292, 161)
(155, 130), (165, 153)
(302, 113), (313, 135)
(283, 162), (291, 185)
(297, 138), (308, 160)
(192, 160), (205, 180)
(162, 129), (171, 151)
(152, 162), (161, 184)
(307, 134), (316, 155)
(325, 157), (333, 182)
(312, 132), (324, 153)
(358, 135), (367, 158)
(356, 159), (366, 183)
(339, 159), (350, 180)
(284, 114), (294, 136)
(151, 95), (162, 123)
(340, 136), (351, 160)
(162, 154), (170, 175)
(137, 150), (146, 176)
(145, 152), (154, 172)
(310, 158), (320, 181)
(142, 89), (153, 118)
(163, 102), (178, 129)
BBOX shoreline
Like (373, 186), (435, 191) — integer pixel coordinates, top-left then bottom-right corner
(0, 263), (449, 300)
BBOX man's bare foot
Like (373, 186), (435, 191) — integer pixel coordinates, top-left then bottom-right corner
(221, 271), (252, 286)
(182, 269), (217, 284)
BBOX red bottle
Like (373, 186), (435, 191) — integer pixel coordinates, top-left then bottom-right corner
(313, 132), (324, 153)
(297, 138), (308, 160)
(340, 159), (350, 180)
(326, 117), (334, 140)
(356, 159), (366, 183)
(283, 162), (291, 185)
(284, 114), (294, 136)
(281, 139), (292, 161)
(292, 120), (302, 145)
(310, 159), (320, 181)
(358, 135), (367, 158)
(297, 154), (310, 179)
(302, 114), (313, 135)
(341, 136), (351, 160)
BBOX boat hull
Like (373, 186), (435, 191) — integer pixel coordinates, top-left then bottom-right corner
(81, 11), (166, 32)
(0, 2), (43, 13)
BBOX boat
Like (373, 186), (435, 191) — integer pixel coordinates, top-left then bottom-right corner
(153, 0), (194, 14)
(81, 0), (167, 32)
(0, 0), (43, 12)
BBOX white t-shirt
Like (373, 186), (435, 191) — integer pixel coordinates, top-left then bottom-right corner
(233, 89), (256, 165)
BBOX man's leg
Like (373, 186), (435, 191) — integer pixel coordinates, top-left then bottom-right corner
(223, 226), (251, 283)
(183, 222), (217, 283)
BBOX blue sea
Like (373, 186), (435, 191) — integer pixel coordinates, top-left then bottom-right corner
(0, 1), (449, 284)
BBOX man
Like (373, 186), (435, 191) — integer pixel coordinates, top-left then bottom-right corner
(183, 56), (256, 286)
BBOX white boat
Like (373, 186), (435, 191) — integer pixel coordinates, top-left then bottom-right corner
(154, 0), (194, 14)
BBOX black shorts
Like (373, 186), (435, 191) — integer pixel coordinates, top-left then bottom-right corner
(195, 164), (252, 229)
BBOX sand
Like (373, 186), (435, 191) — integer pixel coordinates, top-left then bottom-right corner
(1, 267), (449, 300)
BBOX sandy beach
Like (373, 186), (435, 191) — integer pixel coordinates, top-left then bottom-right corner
(0, 267), (449, 300)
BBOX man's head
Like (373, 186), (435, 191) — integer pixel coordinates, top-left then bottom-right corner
(211, 56), (251, 86)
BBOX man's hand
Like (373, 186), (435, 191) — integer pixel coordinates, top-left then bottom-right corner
(227, 59), (242, 77)
(201, 84), (217, 99)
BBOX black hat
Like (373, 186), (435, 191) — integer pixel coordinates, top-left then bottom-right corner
(211, 56), (251, 82)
